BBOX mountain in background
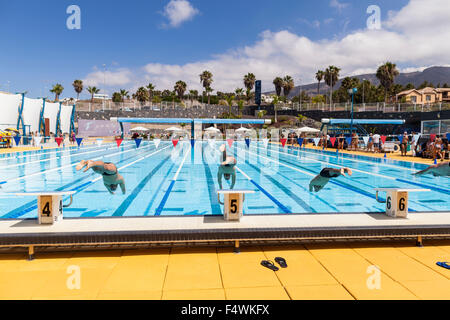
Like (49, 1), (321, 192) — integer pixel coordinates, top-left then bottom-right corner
(264, 66), (450, 98)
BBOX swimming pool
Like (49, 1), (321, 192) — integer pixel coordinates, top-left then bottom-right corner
(0, 140), (449, 219)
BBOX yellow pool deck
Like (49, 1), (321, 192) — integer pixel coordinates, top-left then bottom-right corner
(0, 143), (449, 300)
(0, 241), (449, 300)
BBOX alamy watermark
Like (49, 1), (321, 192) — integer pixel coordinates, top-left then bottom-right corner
(367, 5), (381, 30)
(366, 265), (381, 290)
(66, 5), (81, 30)
(66, 265), (81, 290)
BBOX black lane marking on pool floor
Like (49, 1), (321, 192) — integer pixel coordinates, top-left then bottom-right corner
(144, 162), (176, 216)
(201, 144), (222, 215)
(1, 150), (153, 219)
(112, 156), (171, 217)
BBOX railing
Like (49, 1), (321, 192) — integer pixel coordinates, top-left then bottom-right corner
(71, 100), (228, 112)
(275, 102), (450, 113)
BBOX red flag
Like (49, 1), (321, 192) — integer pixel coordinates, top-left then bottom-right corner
(227, 139), (234, 148)
(430, 134), (436, 142)
(330, 137), (336, 147)
(116, 139), (123, 147)
(55, 137), (63, 147)
(380, 135), (387, 144)
(172, 139), (179, 147)
(280, 138), (287, 147)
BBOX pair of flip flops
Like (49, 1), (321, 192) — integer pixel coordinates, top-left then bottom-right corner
(261, 257), (287, 271)
(436, 262), (450, 270)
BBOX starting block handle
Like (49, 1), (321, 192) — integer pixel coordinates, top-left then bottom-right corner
(63, 195), (73, 208)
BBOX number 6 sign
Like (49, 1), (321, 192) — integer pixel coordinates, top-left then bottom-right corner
(375, 188), (430, 218)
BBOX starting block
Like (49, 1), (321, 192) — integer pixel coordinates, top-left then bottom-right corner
(14, 191), (76, 224)
(217, 190), (255, 221)
(375, 188), (430, 218)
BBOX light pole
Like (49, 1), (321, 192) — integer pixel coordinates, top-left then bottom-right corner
(362, 78), (366, 106)
(348, 88), (358, 133)
(298, 78), (302, 111)
(102, 64), (106, 111)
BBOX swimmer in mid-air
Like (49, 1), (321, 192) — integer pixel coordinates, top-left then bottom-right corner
(76, 160), (126, 194)
(309, 167), (353, 192)
(218, 144), (237, 190)
(413, 161), (450, 177)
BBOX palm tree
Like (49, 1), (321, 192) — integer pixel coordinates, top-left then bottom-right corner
(174, 81), (187, 101)
(135, 87), (149, 105)
(205, 86), (213, 104)
(272, 95), (280, 123)
(324, 66), (341, 106)
(225, 95), (235, 116)
(282, 76), (294, 98)
(87, 86), (100, 102)
(119, 89), (129, 102)
(273, 77), (283, 97)
(376, 62), (399, 102)
(243, 73), (256, 102)
(235, 88), (244, 100)
(315, 71), (324, 95)
(72, 80), (83, 100)
(146, 83), (155, 104)
(50, 84), (64, 101)
(189, 90), (198, 106)
(199, 71), (213, 104)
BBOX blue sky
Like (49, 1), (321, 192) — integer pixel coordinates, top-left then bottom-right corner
(1, 0), (447, 99)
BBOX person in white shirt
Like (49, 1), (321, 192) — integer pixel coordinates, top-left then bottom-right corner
(372, 133), (381, 153)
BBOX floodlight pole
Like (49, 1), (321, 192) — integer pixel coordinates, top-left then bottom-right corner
(349, 88), (357, 133)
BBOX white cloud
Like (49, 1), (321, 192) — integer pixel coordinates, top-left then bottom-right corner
(330, 0), (349, 12)
(83, 69), (133, 87)
(162, 0), (199, 28)
(83, 0), (450, 93)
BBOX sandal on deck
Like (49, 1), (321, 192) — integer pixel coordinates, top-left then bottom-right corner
(436, 262), (450, 270)
(261, 260), (279, 271)
(275, 257), (288, 268)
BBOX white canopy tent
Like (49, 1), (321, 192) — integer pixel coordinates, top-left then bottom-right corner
(235, 127), (250, 133)
(297, 127), (320, 133)
(204, 127), (221, 132)
(164, 127), (183, 132)
(130, 127), (149, 131)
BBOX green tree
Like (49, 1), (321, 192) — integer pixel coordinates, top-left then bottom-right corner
(112, 92), (122, 103)
(120, 89), (129, 102)
(87, 86), (100, 102)
(225, 95), (235, 116)
(135, 87), (149, 105)
(235, 88), (244, 100)
(244, 73), (256, 102)
(376, 62), (399, 102)
(324, 66), (341, 105)
(50, 84), (64, 101)
(282, 76), (294, 98)
(72, 80), (83, 100)
(315, 71), (324, 95)
(174, 81), (187, 101)
(271, 95), (280, 123)
(273, 77), (284, 97)
(146, 83), (155, 103)
(199, 70), (213, 104)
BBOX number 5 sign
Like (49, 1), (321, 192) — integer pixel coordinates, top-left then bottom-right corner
(218, 190), (255, 221)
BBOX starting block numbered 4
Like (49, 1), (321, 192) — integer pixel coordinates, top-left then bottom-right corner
(217, 190), (255, 221)
(375, 188), (430, 218)
(14, 191), (76, 224)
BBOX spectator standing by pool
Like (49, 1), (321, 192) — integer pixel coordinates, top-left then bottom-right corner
(400, 132), (409, 156)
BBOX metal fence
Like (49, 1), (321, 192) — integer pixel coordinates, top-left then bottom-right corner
(277, 102), (450, 113)
(71, 100), (219, 112)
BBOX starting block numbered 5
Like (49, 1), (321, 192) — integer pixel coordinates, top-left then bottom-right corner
(375, 188), (430, 218)
(14, 191), (76, 224)
(217, 190), (255, 221)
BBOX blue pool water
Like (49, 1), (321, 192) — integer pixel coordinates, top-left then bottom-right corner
(0, 140), (449, 219)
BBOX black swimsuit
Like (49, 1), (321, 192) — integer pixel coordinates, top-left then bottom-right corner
(320, 168), (340, 178)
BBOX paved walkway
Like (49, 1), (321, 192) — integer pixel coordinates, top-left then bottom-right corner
(0, 241), (449, 300)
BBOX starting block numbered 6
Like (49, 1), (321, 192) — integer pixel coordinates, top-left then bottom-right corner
(375, 188), (430, 218)
(14, 191), (76, 224)
(217, 190), (255, 221)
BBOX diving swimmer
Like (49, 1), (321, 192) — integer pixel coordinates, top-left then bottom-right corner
(76, 160), (126, 194)
(309, 167), (353, 192)
(413, 161), (450, 177)
(217, 144), (237, 190)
